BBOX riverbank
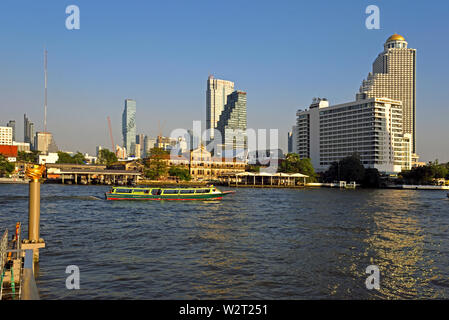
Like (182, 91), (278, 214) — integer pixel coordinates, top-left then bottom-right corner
(0, 177), (28, 184)
(386, 185), (449, 190)
(137, 180), (208, 187)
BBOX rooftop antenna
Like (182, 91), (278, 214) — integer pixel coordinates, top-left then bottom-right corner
(44, 48), (48, 133)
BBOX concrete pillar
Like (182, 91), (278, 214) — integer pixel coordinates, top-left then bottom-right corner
(75, 173), (77, 184)
(62, 174), (64, 184)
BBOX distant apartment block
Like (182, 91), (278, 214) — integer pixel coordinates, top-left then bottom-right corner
(0, 126), (13, 145)
(34, 132), (58, 154)
(13, 141), (31, 152)
(6, 120), (16, 141)
(295, 97), (412, 173)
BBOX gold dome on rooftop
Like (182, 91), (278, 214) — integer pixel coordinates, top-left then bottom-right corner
(387, 34), (406, 42)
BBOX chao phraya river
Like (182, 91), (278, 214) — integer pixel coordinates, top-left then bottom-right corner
(0, 184), (448, 299)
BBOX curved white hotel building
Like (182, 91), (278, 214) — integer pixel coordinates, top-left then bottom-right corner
(296, 97), (411, 174)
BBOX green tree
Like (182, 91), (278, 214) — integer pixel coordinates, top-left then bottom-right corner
(246, 164), (261, 173)
(144, 148), (169, 180)
(56, 151), (86, 164)
(169, 166), (191, 181)
(71, 152), (86, 164)
(97, 149), (118, 166)
(56, 151), (73, 164)
(362, 168), (381, 188)
(17, 150), (40, 163)
(279, 153), (317, 182)
(401, 161), (449, 185)
(0, 155), (15, 177)
(323, 153), (366, 184)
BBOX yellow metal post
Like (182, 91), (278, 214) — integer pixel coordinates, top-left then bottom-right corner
(22, 165), (46, 263)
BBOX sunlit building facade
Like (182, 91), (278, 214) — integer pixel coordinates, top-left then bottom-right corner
(206, 75), (235, 141)
(216, 90), (247, 159)
(357, 34), (417, 154)
(295, 97), (411, 173)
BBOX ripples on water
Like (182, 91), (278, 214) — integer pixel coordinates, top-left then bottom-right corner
(0, 184), (448, 299)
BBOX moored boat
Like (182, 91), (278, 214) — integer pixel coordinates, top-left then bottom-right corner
(105, 185), (235, 201)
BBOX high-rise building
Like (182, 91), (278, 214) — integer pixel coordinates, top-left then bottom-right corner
(96, 145), (103, 157)
(206, 75), (235, 141)
(122, 99), (137, 156)
(6, 120), (16, 142)
(216, 90), (247, 159)
(0, 126), (13, 145)
(144, 136), (157, 156)
(34, 132), (58, 154)
(295, 97), (411, 173)
(357, 34), (417, 153)
(24, 114), (34, 148)
(186, 129), (200, 151)
(288, 126), (298, 154)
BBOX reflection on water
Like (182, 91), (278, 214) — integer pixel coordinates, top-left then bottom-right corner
(0, 184), (448, 299)
(362, 191), (442, 299)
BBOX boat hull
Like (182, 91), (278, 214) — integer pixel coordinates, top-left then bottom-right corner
(105, 191), (234, 201)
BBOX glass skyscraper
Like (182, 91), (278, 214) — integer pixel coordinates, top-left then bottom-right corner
(216, 90), (247, 159)
(24, 114), (34, 149)
(122, 99), (137, 157)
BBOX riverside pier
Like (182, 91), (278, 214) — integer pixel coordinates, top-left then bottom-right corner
(0, 165), (46, 300)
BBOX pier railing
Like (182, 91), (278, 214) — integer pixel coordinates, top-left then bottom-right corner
(0, 229), (8, 298)
(0, 225), (40, 300)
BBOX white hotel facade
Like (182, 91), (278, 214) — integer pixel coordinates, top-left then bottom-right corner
(295, 97), (412, 174)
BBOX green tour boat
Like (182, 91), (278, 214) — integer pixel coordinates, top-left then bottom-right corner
(105, 185), (235, 201)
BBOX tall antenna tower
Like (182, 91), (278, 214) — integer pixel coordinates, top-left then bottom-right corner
(44, 48), (48, 133)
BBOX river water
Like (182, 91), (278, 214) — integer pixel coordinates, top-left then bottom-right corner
(0, 184), (448, 299)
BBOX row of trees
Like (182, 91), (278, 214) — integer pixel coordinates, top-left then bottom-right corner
(400, 161), (449, 185)
(56, 151), (86, 164)
(278, 153), (317, 182)
(0, 155), (15, 176)
(321, 154), (381, 188)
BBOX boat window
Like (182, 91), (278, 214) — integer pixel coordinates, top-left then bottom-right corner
(115, 189), (132, 193)
(195, 189), (210, 193)
(180, 189), (195, 194)
(151, 189), (162, 195)
(163, 189), (179, 194)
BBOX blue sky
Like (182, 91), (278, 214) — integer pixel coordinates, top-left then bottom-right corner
(1, 0), (448, 162)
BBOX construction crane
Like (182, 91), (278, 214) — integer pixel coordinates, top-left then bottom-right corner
(107, 116), (116, 155)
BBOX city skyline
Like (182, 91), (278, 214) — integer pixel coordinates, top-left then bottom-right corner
(1, 1), (449, 162)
